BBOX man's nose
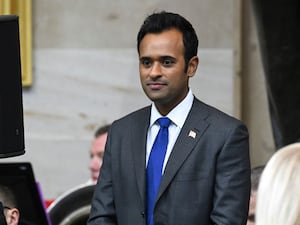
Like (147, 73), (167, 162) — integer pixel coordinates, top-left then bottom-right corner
(149, 62), (162, 78)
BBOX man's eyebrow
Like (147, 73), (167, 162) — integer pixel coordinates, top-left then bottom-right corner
(140, 55), (175, 60)
(139, 56), (151, 60)
(139, 55), (177, 63)
(160, 55), (176, 60)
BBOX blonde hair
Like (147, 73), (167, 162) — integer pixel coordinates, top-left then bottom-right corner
(256, 143), (300, 225)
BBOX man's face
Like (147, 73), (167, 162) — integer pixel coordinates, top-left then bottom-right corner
(247, 191), (257, 225)
(139, 28), (197, 115)
(89, 133), (108, 182)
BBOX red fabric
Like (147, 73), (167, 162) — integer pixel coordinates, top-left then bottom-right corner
(45, 199), (54, 208)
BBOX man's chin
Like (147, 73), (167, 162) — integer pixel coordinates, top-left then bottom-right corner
(146, 93), (167, 103)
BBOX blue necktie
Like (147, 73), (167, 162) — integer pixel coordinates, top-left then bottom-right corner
(146, 117), (171, 225)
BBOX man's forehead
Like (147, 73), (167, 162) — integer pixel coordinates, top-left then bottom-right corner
(140, 29), (183, 52)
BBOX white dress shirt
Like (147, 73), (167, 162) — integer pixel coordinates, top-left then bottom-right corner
(146, 89), (194, 173)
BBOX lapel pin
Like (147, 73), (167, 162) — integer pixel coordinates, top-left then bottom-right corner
(188, 130), (196, 139)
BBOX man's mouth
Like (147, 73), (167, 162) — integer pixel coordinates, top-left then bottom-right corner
(147, 82), (166, 90)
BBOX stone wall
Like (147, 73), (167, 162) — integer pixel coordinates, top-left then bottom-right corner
(2, 0), (275, 199)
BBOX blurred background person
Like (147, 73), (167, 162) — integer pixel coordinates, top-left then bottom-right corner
(0, 184), (20, 225)
(247, 165), (264, 225)
(47, 124), (111, 224)
(88, 124), (111, 184)
(256, 143), (300, 225)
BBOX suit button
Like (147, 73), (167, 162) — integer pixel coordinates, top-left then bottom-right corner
(140, 211), (145, 218)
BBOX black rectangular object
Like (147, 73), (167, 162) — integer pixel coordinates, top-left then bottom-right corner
(0, 162), (50, 225)
(0, 15), (25, 158)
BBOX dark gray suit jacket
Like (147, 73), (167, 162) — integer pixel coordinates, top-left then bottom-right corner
(88, 98), (251, 225)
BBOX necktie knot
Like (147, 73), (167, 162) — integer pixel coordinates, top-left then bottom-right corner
(157, 117), (171, 128)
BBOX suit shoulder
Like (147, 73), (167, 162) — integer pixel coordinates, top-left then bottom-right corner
(111, 105), (150, 127)
(193, 98), (247, 128)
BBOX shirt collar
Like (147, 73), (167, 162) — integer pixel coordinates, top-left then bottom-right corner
(150, 89), (194, 128)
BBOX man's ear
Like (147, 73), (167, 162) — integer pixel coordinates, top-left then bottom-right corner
(187, 56), (199, 78)
(7, 208), (19, 225)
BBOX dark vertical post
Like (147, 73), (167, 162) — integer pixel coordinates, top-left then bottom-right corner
(252, 0), (300, 148)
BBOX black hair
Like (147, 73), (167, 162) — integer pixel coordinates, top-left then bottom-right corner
(94, 124), (111, 138)
(0, 185), (18, 208)
(137, 11), (198, 72)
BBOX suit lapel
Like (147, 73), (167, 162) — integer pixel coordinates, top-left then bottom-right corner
(130, 106), (151, 205)
(157, 99), (210, 200)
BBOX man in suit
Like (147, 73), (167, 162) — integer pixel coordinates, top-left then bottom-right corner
(88, 124), (111, 184)
(88, 11), (251, 225)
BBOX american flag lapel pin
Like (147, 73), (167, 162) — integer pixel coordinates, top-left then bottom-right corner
(188, 130), (196, 139)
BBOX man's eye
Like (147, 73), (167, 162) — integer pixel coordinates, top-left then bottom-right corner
(141, 59), (152, 67)
(162, 59), (174, 67)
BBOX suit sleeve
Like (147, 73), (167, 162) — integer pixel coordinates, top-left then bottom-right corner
(211, 123), (251, 225)
(87, 128), (117, 225)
